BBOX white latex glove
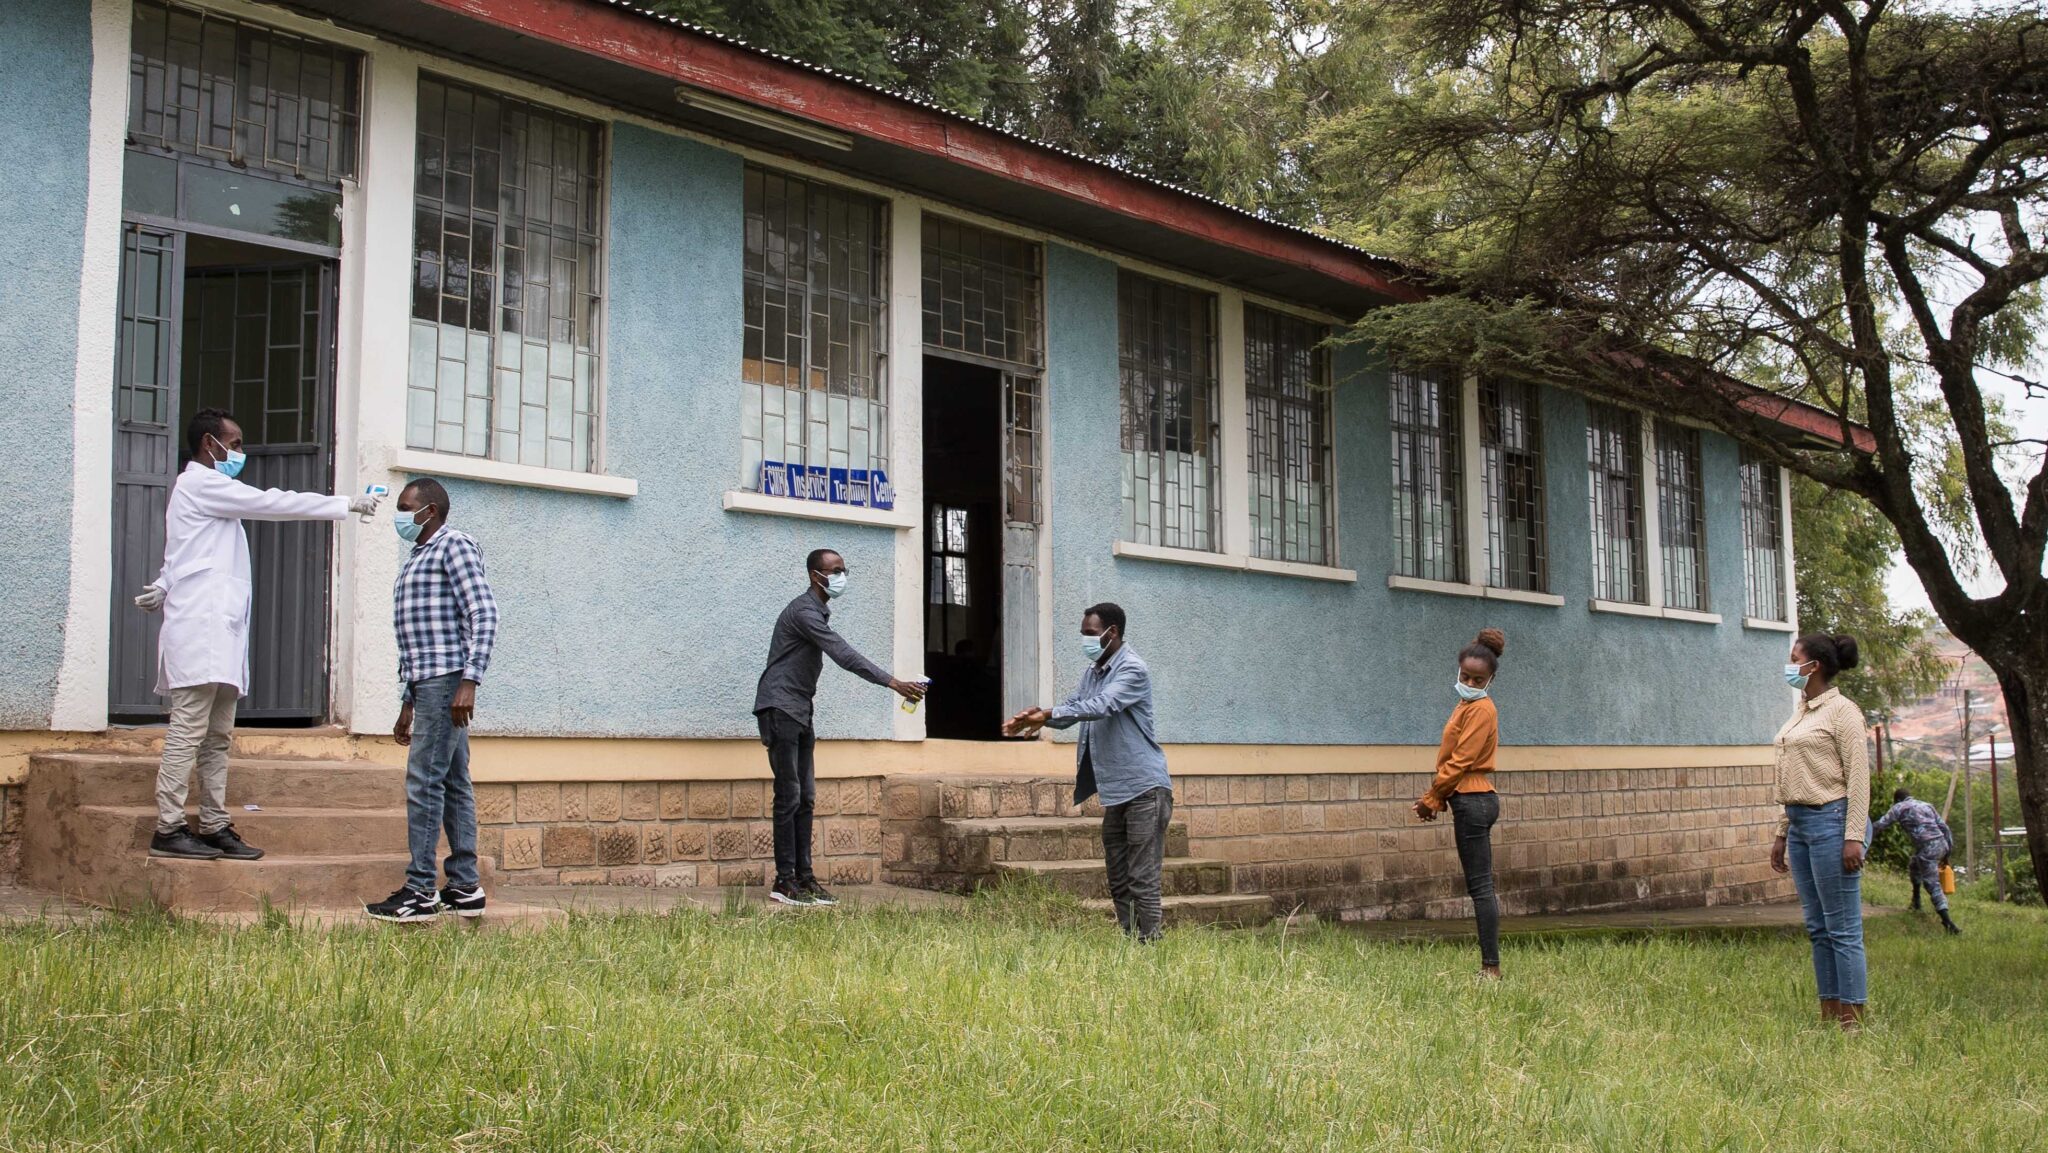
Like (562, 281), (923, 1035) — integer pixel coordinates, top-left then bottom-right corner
(134, 586), (165, 612)
(347, 494), (381, 516)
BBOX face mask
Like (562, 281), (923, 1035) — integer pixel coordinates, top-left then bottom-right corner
(1784, 663), (1811, 690)
(395, 508), (426, 544)
(1455, 681), (1489, 702)
(1081, 632), (1109, 662)
(817, 571), (848, 599)
(208, 435), (246, 480)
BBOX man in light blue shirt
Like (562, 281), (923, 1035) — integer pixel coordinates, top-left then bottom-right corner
(1005, 602), (1173, 940)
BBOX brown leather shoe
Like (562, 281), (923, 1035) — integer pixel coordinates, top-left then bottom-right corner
(1839, 1002), (1865, 1032)
(1820, 998), (1841, 1024)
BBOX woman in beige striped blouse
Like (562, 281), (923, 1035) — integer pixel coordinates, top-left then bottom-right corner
(1769, 632), (1870, 1031)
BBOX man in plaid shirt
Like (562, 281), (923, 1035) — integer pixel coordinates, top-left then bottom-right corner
(367, 477), (500, 923)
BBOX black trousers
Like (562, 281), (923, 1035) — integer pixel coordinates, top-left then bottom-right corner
(1102, 785), (1173, 941)
(757, 709), (816, 886)
(1449, 791), (1501, 967)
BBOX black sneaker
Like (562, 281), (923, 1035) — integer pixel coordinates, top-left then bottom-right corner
(193, 823), (264, 861)
(439, 884), (487, 919)
(768, 879), (815, 907)
(149, 829), (225, 860)
(803, 880), (838, 906)
(365, 888), (442, 923)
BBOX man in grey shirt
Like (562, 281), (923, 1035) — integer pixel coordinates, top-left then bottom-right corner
(1005, 602), (1173, 940)
(754, 548), (924, 907)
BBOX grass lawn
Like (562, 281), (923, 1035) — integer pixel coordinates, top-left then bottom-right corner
(1, 873), (2042, 1152)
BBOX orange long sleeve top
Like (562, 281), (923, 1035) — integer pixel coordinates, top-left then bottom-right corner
(1417, 696), (1498, 813)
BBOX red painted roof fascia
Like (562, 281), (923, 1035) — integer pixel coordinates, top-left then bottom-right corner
(414, 0), (1422, 303)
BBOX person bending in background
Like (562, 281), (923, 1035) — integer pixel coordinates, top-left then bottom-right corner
(1770, 632), (1871, 1031)
(1413, 629), (1507, 979)
(1871, 786), (1961, 935)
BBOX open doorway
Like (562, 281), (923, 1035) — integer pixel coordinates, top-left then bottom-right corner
(923, 356), (1005, 739)
(107, 228), (337, 725)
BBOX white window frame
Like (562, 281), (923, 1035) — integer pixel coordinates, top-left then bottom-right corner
(1387, 374), (1564, 607)
(1741, 452), (1798, 632)
(1585, 410), (1723, 625)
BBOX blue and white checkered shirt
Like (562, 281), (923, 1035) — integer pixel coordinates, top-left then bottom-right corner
(392, 525), (498, 703)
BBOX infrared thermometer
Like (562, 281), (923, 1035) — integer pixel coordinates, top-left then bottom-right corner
(360, 483), (389, 522)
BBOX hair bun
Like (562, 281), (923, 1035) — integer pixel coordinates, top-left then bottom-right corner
(1474, 628), (1506, 658)
(1832, 633), (1860, 671)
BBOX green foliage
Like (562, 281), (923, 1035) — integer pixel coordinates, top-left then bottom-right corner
(1791, 476), (1947, 717)
(2, 902), (2046, 1147)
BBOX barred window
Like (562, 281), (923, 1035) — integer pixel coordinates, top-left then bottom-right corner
(1118, 271), (1219, 551)
(407, 76), (603, 470)
(742, 167), (889, 499)
(1481, 378), (1546, 591)
(1586, 403), (1647, 602)
(1741, 452), (1787, 621)
(128, 0), (361, 183)
(1655, 421), (1708, 611)
(1390, 368), (1464, 582)
(1245, 307), (1334, 565)
(921, 216), (1043, 524)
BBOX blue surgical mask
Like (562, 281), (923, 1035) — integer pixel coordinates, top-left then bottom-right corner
(1081, 633), (1108, 662)
(395, 508), (425, 544)
(208, 436), (246, 480)
(817, 571), (848, 599)
(1784, 663), (1810, 690)
(1455, 681), (1489, 702)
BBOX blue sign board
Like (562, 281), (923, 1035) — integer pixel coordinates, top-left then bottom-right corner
(760, 461), (894, 511)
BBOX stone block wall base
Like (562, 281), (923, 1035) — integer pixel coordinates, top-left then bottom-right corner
(0, 784), (20, 881)
(478, 777), (882, 888)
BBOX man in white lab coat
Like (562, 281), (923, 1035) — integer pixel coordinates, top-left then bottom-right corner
(134, 408), (380, 861)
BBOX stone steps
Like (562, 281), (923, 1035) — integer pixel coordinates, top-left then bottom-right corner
(1080, 893), (1274, 929)
(939, 816), (1190, 868)
(993, 857), (1232, 900)
(20, 754), (500, 917)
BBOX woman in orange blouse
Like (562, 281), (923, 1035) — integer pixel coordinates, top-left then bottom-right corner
(1414, 628), (1505, 978)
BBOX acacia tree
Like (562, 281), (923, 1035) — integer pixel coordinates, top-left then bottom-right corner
(1309, 1), (2048, 893)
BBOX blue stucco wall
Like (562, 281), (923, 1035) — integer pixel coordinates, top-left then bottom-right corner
(1044, 243), (1789, 746)
(0, 1), (92, 727)
(430, 125), (900, 739)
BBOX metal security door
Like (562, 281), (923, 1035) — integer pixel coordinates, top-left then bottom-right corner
(109, 226), (186, 718)
(180, 262), (337, 721)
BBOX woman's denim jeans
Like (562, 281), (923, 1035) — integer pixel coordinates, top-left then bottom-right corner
(1785, 799), (1866, 1005)
(1449, 791), (1501, 967)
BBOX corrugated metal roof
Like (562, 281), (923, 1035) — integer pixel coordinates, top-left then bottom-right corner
(589, 0), (1413, 280)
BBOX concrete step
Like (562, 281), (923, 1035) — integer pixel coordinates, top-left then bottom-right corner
(139, 852), (420, 914)
(31, 754), (403, 810)
(1081, 892), (1275, 930)
(939, 816), (1189, 868)
(73, 805), (411, 858)
(992, 857), (1232, 900)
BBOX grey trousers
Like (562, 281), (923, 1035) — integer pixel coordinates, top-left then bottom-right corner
(1102, 785), (1173, 941)
(155, 683), (238, 835)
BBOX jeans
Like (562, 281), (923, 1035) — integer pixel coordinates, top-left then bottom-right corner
(403, 673), (480, 896)
(1785, 799), (1867, 1005)
(156, 683), (238, 835)
(1912, 837), (1951, 914)
(1449, 791), (1502, 967)
(1102, 785), (1173, 941)
(758, 709), (816, 886)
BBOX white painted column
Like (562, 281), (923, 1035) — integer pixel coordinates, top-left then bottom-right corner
(50, 0), (133, 732)
(887, 197), (926, 741)
(1639, 413), (1666, 607)
(1216, 290), (1249, 556)
(1460, 372), (1486, 586)
(344, 46), (425, 734)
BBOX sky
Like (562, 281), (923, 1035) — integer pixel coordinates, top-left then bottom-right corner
(1883, 373), (2047, 616)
